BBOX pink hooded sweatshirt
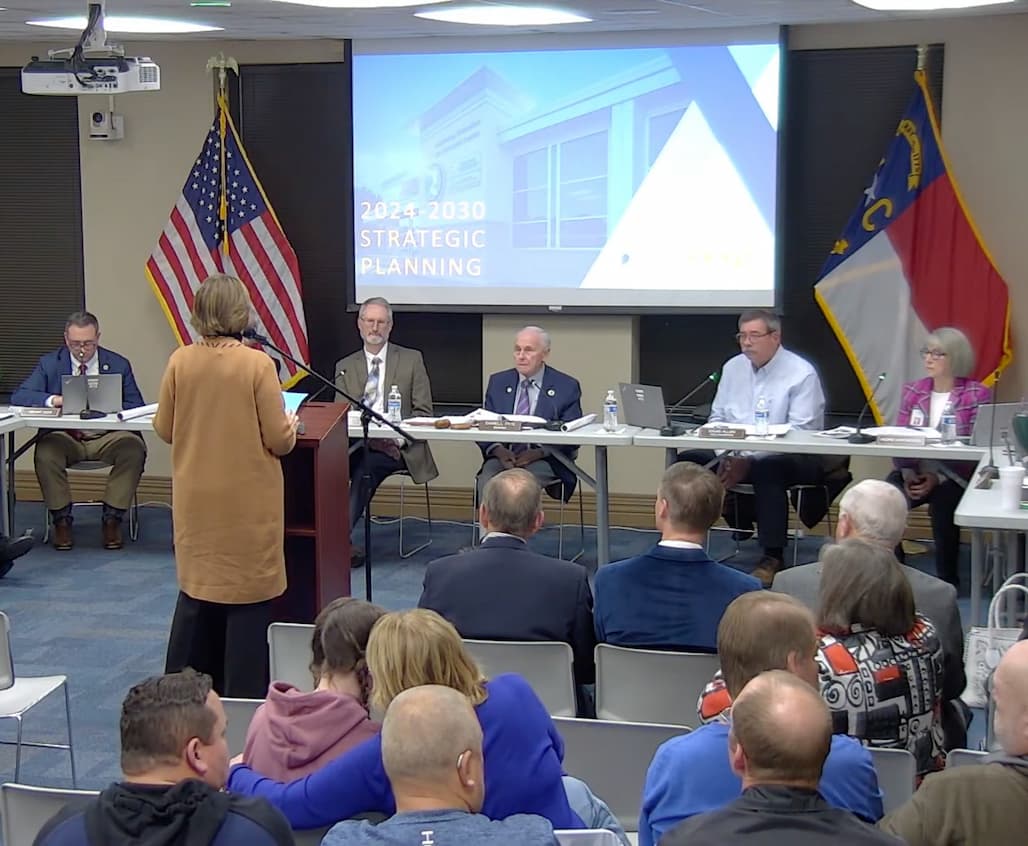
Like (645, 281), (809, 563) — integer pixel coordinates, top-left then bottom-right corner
(242, 681), (381, 780)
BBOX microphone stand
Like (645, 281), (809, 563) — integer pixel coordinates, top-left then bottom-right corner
(975, 370), (1002, 488)
(79, 374), (105, 420)
(661, 372), (719, 436)
(849, 372), (887, 444)
(243, 331), (418, 603)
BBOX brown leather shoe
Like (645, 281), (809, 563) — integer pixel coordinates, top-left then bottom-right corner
(53, 520), (73, 551)
(751, 554), (784, 588)
(103, 518), (123, 550)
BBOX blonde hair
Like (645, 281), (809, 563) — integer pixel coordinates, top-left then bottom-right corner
(367, 610), (488, 712)
(190, 274), (252, 337)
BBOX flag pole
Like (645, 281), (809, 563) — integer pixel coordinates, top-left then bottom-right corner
(206, 52), (238, 256)
(916, 44), (928, 74)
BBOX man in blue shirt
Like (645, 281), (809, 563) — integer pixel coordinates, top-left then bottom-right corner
(323, 684), (558, 846)
(594, 463), (760, 650)
(677, 309), (830, 585)
(639, 592), (882, 846)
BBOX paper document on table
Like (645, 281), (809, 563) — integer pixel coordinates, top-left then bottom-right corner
(818, 426), (856, 438)
(466, 408), (547, 426)
(117, 403), (159, 421)
(561, 414), (596, 432)
(865, 426), (941, 439)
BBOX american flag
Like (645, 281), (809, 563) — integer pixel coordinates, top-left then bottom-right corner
(145, 98), (309, 385)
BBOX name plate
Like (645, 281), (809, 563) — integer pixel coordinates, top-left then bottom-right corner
(17, 407), (61, 418)
(476, 420), (523, 432)
(698, 424), (748, 440)
(877, 434), (927, 447)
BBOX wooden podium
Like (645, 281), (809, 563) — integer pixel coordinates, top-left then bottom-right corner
(275, 401), (351, 622)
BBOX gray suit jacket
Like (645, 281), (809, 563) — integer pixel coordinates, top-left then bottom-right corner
(772, 561), (966, 702)
(334, 343), (438, 484)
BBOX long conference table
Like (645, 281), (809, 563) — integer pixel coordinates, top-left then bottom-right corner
(2, 407), (1021, 623)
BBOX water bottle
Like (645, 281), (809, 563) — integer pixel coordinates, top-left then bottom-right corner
(754, 395), (770, 437)
(940, 399), (957, 444)
(387, 385), (402, 423)
(603, 389), (619, 432)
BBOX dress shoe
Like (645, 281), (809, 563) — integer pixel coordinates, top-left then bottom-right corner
(102, 518), (123, 550)
(0, 532), (34, 578)
(53, 520), (73, 551)
(750, 554), (784, 588)
(351, 548), (365, 568)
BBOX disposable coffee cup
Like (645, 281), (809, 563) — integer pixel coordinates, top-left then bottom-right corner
(999, 465), (1025, 511)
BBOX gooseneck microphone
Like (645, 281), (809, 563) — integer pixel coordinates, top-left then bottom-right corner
(666, 371), (720, 418)
(242, 327), (269, 343)
(976, 369), (1002, 487)
(848, 372), (887, 444)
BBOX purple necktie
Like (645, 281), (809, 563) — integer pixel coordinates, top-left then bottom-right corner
(515, 379), (532, 415)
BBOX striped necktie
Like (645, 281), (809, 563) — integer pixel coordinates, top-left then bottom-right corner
(515, 379), (532, 415)
(363, 357), (381, 408)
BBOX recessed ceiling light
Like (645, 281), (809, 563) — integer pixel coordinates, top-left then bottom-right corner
(852, 0), (1013, 9)
(268, 0), (450, 7)
(26, 15), (223, 33)
(414, 4), (592, 25)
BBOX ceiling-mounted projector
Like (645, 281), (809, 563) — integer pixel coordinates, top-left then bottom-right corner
(21, 1), (160, 96)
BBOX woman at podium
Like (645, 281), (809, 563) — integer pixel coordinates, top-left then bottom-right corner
(154, 273), (299, 698)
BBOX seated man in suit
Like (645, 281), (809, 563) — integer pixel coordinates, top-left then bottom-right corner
(35, 668), (292, 846)
(639, 592), (882, 846)
(419, 468), (596, 687)
(594, 463), (760, 651)
(12, 311), (146, 551)
(477, 326), (582, 505)
(677, 309), (832, 586)
(772, 478), (969, 749)
(335, 297), (437, 562)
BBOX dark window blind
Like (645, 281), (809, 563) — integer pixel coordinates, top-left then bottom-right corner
(0, 69), (84, 395)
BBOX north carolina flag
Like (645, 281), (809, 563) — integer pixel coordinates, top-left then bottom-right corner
(814, 70), (1012, 424)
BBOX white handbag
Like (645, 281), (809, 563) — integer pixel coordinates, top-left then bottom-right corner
(962, 574), (1028, 709)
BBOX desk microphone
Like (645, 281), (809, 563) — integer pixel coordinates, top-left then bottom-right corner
(976, 369), (1002, 487)
(242, 328), (270, 344)
(78, 373), (105, 420)
(666, 371), (720, 418)
(848, 372), (887, 444)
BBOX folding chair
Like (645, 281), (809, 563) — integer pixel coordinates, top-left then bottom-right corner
(595, 643), (718, 726)
(1, 783), (98, 846)
(947, 748), (988, 767)
(372, 469), (433, 559)
(553, 717), (690, 829)
(267, 622), (315, 692)
(41, 460), (139, 542)
(462, 639), (576, 717)
(868, 747), (916, 814)
(555, 830), (622, 846)
(222, 697), (263, 756)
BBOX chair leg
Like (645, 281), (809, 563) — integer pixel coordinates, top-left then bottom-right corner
(64, 680), (76, 787)
(792, 488), (803, 568)
(14, 714), (23, 783)
(129, 494), (139, 542)
(471, 482), (480, 548)
(557, 494), (567, 560)
(42, 502), (50, 544)
(398, 478), (432, 559)
(571, 485), (585, 563)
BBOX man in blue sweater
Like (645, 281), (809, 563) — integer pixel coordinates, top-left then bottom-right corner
(323, 684), (557, 846)
(34, 669), (292, 846)
(639, 592), (883, 846)
(594, 462), (760, 650)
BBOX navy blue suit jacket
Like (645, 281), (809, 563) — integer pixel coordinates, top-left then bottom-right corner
(418, 535), (596, 685)
(593, 545), (761, 651)
(11, 346), (144, 409)
(481, 365), (583, 498)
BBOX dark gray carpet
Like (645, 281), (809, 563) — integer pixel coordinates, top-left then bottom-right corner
(0, 503), (983, 791)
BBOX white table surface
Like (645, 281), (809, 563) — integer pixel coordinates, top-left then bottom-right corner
(348, 418), (639, 446)
(955, 475), (1028, 531)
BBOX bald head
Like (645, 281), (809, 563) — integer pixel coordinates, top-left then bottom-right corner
(381, 685), (484, 811)
(993, 640), (1028, 756)
(837, 480), (909, 549)
(480, 469), (543, 537)
(729, 670), (832, 789)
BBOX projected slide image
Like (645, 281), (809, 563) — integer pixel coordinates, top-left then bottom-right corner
(352, 42), (779, 308)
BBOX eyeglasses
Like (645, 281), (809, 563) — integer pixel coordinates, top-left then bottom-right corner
(920, 347), (948, 360)
(735, 331), (773, 343)
(66, 340), (97, 351)
(360, 318), (390, 328)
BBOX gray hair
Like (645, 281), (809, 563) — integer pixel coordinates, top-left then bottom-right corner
(481, 469), (542, 537)
(739, 309), (780, 334)
(517, 325), (551, 352)
(838, 480), (909, 548)
(359, 297), (393, 322)
(926, 326), (975, 378)
(381, 685), (482, 785)
(65, 311), (99, 333)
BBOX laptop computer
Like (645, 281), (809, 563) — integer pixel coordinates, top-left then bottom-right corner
(617, 383), (674, 430)
(972, 401), (1026, 461)
(61, 373), (123, 415)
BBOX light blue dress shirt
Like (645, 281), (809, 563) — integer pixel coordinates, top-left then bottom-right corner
(709, 346), (825, 430)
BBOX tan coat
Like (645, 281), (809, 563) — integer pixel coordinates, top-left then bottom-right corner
(153, 339), (296, 604)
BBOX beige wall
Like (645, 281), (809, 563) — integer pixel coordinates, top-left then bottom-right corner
(4, 16), (1026, 494)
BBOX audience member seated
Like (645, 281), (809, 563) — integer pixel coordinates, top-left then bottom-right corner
(477, 326), (582, 505)
(593, 463), (760, 650)
(662, 671), (902, 846)
(885, 326), (991, 588)
(773, 479), (968, 749)
(816, 538), (946, 776)
(880, 640), (1028, 845)
(419, 469), (596, 686)
(227, 609), (585, 830)
(639, 592), (882, 846)
(244, 597), (385, 780)
(675, 309), (843, 586)
(35, 669), (292, 846)
(12, 310), (146, 551)
(335, 297), (438, 566)
(0, 530), (34, 578)
(322, 684), (558, 846)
